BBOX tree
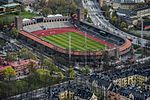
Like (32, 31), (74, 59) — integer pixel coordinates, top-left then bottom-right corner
(3, 66), (16, 80)
(35, 0), (79, 15)
(42, 57), (53, 67)
(84, 9), (88, 19)
(41, 57), (58, 72)
(18, 48), (37, 60)
(68, 68), (75, 79)
(15, 80), (28, 93)
(18, 48), (29, 59)
(101, 5), (109, 11)
(111, 16), (117, 25)
(28, 51), (38, 60)
(84, 66), (90, 75)
(80, 66), (90, 75)
(36, 69), (50, 82)
(105, 10), (110, 18)
(27, 61), (37, 74)
(87, 17), (92, 23)
(10, 28), (19, 38)
(57, 72), (64, 80)
(120, 21), (127, 29)
(42, 8), (52, 17)
(5, 53), (17, 61)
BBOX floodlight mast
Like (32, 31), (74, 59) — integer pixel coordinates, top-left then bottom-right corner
(141, 16), (144, 47)
(140, 16), (144, 57)
(85, 31), (87, 66)
(68, 0), (72, 66)
(69, 32), (72, 65)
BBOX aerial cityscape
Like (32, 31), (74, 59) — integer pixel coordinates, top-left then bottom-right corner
(0, 0), (150, 100)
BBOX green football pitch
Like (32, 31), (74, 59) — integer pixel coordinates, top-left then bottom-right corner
(42, 32), (107, 51)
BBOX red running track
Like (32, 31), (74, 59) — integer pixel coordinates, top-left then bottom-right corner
(32, 27), (114, 48)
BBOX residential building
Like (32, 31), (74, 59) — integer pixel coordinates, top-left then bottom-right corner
(112, 3), (138, 9)
(8, 59), (38, 76)
(0, 0), (14, 4)
(0, 3), (20, 15)
(56, 90), (74, 100)
(74, 89), (97, 100)
(112, 0), (145, 9)
(52, 86), (97, 100)
(89, 65), (150, 100)
(0, 59), (38, 77)
(116, 6), (150, 26)
(2, 3), (20, 13)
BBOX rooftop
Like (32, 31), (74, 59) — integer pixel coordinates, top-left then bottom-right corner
(8, 59), (38, 68)
(2, 3), (20, 8)
(134, 5), (150, 12)
(89, 65), (150, 99)
(112, 0), (145, 3)
(0, 66), (11, 72)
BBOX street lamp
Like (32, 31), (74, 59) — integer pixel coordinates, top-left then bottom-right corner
(140, 16), (144, 57)
(140, 16), (144, 47)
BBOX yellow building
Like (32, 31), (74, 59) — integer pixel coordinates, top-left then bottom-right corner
(74, 93), (97, 100)
(113, 75), (147, 87)
(58, 90), (74, 100)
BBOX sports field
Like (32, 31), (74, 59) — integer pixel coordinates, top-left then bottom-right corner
(42, 32), (107, 51)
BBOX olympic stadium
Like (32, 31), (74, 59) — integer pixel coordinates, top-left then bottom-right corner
(17, 16), (132, 66)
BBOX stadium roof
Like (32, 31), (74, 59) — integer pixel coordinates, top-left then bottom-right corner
(55, 14), (63, 17)
(47, 15), (55, 18)
(23, 18), (31, 22)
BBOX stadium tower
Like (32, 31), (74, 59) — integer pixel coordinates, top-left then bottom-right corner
(15, 16), (23, 30)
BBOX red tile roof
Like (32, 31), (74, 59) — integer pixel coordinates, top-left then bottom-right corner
(8, 59), (38, 68)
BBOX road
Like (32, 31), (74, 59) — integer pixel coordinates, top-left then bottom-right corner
(82, 0), (150, 48)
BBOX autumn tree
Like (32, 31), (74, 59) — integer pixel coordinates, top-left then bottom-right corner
(3, 66), (16, 80)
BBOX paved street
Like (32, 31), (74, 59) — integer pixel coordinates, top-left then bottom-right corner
(82, 0), (150, 48)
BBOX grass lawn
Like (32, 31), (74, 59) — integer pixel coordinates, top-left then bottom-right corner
(0, 11), (36, 24)
(42, 32), (106, 51)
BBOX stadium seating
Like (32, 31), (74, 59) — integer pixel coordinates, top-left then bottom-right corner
(23, 21), (73, 33)
(78, 22), (125, 46)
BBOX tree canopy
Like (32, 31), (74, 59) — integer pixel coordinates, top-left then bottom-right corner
(3, 66), (16, 80)
(33, 0), (80, 15)
(36, 69), (51, 82)
(68, 68), (75, 79)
